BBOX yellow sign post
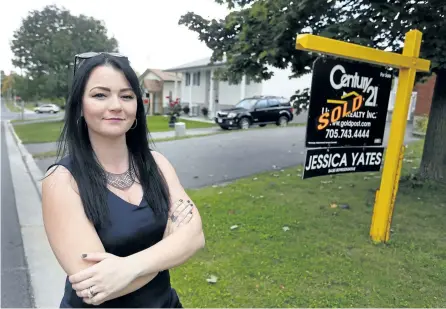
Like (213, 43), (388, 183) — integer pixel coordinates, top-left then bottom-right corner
(295, 30), (431, 243)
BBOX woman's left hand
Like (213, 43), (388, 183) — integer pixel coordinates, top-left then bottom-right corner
(69, 253), (137, 305)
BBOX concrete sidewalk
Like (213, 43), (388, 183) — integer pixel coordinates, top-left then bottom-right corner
(5, 120), (66, 308)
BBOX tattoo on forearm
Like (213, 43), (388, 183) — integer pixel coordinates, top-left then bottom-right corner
(170, 199), (194, 223)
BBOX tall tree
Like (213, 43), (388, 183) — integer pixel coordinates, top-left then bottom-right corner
(10, 5), (119, 100)
(1, 73), (14, 98)
(180, 0), (348, 81)
(180, 0), (446, 182)
(325, 0), (446, 182)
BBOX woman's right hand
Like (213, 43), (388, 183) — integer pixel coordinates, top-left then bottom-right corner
(164, 199), (194, 237)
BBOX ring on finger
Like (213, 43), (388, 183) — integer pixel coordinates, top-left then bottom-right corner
(88, 286), (97, 298)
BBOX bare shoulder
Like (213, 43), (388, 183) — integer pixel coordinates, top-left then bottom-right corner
(41, 164), (105, 276)
(42, 164), (79, 195)
(151, 150), (184, 191)
(151, 151), (176, 175)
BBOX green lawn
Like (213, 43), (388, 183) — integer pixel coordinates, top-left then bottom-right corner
(150, 116), (215, 132)
(172, 140), (445, 308)
(12, 116), (216, 144)
(14, 120), (65, 143)
(5, 100), (22, 112)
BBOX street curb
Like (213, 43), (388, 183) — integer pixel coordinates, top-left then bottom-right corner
(5, 120), (66, 308)
(8, 121), (43, 197)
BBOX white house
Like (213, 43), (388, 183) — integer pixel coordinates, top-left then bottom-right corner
(164, 56), (418, 122)
(165, 57), (311, 118)
(139, 69), (182, 115)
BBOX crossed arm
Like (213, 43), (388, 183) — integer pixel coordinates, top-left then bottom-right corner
(42, 152), (205, 305)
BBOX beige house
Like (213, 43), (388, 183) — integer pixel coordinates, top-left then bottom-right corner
(139, 69), (182, 115)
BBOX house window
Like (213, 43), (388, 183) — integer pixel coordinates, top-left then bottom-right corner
(185, 73), (191, 86)
(245, 76), (251, 85)
(193, 72), (201, 86)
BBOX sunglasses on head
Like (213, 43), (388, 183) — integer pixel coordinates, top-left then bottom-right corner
(73, 52), (128, 76)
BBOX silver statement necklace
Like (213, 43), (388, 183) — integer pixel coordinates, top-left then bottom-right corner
(105, 167), (137, 190)
(97, 153), (138, 190)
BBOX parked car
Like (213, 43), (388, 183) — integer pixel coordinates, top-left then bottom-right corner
(34, 104), (60, 114)
(214, 96), (294, 130)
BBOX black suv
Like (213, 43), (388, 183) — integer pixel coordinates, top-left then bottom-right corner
(214, 96), (294, 130)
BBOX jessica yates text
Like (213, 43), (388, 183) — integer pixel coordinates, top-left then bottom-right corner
(305, 150), (383, 171)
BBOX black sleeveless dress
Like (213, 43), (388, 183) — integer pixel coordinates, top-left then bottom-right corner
(47, 156), (182, 308)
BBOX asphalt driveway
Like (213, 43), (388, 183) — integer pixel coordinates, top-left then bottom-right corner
(34, 123), (418, 189)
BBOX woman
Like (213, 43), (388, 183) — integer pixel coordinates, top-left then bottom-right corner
(42, 52), (205, 308)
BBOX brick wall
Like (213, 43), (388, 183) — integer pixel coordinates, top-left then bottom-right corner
(414, 74), (436, 116)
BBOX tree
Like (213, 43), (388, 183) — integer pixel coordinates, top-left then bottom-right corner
(178, 0), (358, 114)
(179, 0), (446, 182)
(180, 0), (351, 81)
(1, 73), (14, 98)
(325, 0), (446, 182)
(10, 5), (119, 101)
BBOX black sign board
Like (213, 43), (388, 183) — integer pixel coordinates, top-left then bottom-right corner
(305, 57), (393, 148)
(302, 146), (384, 179)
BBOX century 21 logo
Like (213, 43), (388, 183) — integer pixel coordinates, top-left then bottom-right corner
(317, 91), (363, 131)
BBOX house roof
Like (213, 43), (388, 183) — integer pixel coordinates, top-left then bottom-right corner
(165, 56), (227, 72)
(139, 68), (182, 82)
(143, 79), (163, 93)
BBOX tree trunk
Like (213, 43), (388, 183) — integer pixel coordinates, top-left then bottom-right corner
(419, 69), (446, 182)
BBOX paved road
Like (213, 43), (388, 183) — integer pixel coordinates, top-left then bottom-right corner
(1, 121), (34, 307)
(2, 100), (64, 122)
(35, 123), (418, 189)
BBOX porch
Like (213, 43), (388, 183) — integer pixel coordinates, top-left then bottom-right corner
(139, 69), (183, 116)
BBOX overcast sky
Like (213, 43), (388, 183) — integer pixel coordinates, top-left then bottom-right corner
(0, 0), (230, 74)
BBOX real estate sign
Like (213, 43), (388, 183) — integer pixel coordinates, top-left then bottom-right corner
(302, 57), (393, 179)
(305, 57), (393, 148)
(295, 30), (431, 242)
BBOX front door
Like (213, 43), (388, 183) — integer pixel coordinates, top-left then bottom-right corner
(251, 99), (268, 123)
(265, 98), (281, 122)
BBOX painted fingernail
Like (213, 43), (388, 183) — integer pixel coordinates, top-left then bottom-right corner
(81, 254), (87, 258)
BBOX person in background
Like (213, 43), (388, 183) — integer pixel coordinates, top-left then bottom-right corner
(42, 52), (205, 308)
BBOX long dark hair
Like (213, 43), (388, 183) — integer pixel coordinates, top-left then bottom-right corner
(54, 54), (170, 228)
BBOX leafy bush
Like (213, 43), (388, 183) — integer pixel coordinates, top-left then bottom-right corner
(413, 115), (429, 135)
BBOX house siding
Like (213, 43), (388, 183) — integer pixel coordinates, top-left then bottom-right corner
(245, 81), (262, 98)
(162, 82), (181, 104)
(261, 66), (312, 99)
(216, 81), (263, 109)
(180, 70), (206, 105)
(218, 81), (241, 108)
